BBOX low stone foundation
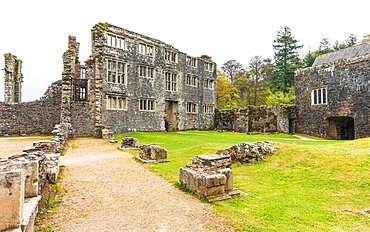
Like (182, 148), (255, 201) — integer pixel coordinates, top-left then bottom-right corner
(0, 123), (71, 232)
(179, 154), (245, 201)
(137, 144), (168, 163)
(216, 141), (278, 163)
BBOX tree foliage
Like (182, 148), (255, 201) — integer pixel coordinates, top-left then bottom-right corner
(265, 87), (295, 105)
(272, 26), (303, 93)
(220, 60), (243, 82)
(216, 71), (239, 109)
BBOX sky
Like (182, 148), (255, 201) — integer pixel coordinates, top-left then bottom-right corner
(0, 0), (369, 101)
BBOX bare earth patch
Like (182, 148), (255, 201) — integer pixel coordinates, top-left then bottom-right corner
(0, 136), (50, 158)
(44, 138), (233, 232)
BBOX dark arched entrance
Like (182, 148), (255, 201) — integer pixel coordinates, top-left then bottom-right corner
(326, 117), (355, 140)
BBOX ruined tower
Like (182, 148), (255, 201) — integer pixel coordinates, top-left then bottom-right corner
(61, 36), (80, 124)
(3, 53), (23, 104)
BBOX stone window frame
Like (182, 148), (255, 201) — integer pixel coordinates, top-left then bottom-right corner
(205, 61), (214, 72)
(204, 104), (214, 114)
(73, 86), (87, 101)
(106, 59), (128, 85)
(138, 65), (155, 79)
(80, 67), (86, 79)
(186, 56), (197, 68)
(311, 87), (328, 105)
(186, 102), (197, 114)
(186, 74), (198, 87)
(164, 71), (178, 92)
(139, 98), (155, 111)
(204, 79), (214, 89)
(106, 95), (126, 110)
(164, 50), (178, 63)
(138, 42), (154, 57)
(106, 33), (126, 50)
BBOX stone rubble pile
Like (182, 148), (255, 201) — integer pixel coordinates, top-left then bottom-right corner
(0, 123), (72, 232)
(137, 144), (168, 163)
(120, 136), (139, 149)
(216, 141), (278, 163)
(180, 154), (241, 201)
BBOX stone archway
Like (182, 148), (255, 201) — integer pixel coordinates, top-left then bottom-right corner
(326, 117), (355, 140)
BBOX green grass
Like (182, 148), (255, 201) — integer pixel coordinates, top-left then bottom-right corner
(116, 131), (370, 231)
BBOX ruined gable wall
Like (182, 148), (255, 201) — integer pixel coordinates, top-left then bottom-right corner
(0, 81), (62, 135)
(214, 105), (295, 133)
(295, 57), (370, 139)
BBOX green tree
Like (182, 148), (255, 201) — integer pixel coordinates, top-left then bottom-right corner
(303, 51), (316, 67)
(264, 87), (295, 105)
(216, 71), (239, 109)
(233, 70), (252, 107)
(272, 26), (303, 93)
(220, 60), (243, 82)
(248, 56), (271, 105)
(345, 33), (357, 47)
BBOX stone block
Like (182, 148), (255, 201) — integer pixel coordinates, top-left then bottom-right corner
(5, 161), (39, 197)
(217, 141), (278, 163)
(138, 144), (168, 163)
(0, 170), (24, 231)
(120, 136), (139, 148)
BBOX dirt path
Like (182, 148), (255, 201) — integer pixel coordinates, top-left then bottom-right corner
(46, 138), (233, 232)
(0, 136), (50, 158)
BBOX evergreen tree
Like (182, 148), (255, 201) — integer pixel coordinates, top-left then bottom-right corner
(345, 33), (357, 47)
(272, 26), (303, 93)
(303, 51), (316, 67)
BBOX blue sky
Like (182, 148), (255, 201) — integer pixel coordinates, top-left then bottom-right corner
(0, 0), (369, 101)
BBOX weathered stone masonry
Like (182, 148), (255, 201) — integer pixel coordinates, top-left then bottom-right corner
(214, 105), (296, 133)
(82, 23), (217, 134)
(295, 43), (370, 139)
(4, 53), (23, 104)
(0, 81), (61, 135)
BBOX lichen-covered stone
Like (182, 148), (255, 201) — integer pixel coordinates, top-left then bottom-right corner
(120, 136), (139, 148)
(179, 154), (233, 198)
(216, 141), (278, 163)
(138, 144), (168, 163)
(214, 105), (296, 133)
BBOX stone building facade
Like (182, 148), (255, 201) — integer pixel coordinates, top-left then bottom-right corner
(295, 43), (370, 139)
(63, 23), (217, 135)
(0, 22), (217, 136)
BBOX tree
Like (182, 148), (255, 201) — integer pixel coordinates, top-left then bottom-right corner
(319, 38), (331, 51)
(216, 70), (239, 109)
(333, 40), (346, 51)
(248, 56), (271, 105)
(220, 60), (243, 82)
(272, 26), (303, 93)
(265, 87), (295, 105)
(345, 33), (357, 47)
(303, 51), (316, 67)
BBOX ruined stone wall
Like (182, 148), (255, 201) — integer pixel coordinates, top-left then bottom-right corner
(295, 55), (370, 139)
(214, 105), (296, 133)
(3, 53), (23, 104)
(0, 81), (62, 135)
(89, 23), (217, 133)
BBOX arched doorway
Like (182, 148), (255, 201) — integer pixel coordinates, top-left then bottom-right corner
(326, 117), (355, 140)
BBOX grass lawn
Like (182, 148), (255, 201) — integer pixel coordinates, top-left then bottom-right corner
(116, 131), (370, 231)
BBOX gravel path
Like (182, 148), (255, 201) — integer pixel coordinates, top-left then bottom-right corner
(0, 136), (50, 158)
(46, 138), (233, 232)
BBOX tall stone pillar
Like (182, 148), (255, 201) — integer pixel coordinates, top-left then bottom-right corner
(3, 53), (23, 104)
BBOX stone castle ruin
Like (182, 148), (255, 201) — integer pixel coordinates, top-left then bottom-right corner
(0, 22), (217, 137)
(0, 23), (369, 139)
